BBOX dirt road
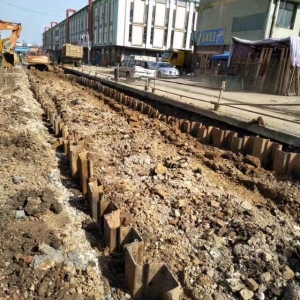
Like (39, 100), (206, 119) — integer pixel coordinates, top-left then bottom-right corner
(1, 66), (300, 300)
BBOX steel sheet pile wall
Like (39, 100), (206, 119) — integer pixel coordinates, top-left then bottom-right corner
(28, 74), (182, 300)
(70, 74), (300, 179)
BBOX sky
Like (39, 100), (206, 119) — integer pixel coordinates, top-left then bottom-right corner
(0, 0), (87, 44)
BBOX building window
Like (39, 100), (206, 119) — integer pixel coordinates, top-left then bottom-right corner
(192, 12), (196, 31)
(130, 2), (134, 23)
(143, 27), (147, 43)
(109, 25), (113, 43)
(172, 9), (176, 28)
(143, 4), (149, 43)
(277, 1), (297, 29)
(170, 30), (174, 47)
(150, 27), (154, 44)
(164, 28), (168, 46)
(183, 11), (189, 48)
(129, 24), (133, 42)
(110, 1), (114, 22)
(152, 5), (156, 25)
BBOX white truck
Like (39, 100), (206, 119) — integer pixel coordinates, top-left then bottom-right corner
(114, 55), (156, 82)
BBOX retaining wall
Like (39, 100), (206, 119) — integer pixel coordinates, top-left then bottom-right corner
(28, 75), (182, 300)
(67, 74), (300, 179)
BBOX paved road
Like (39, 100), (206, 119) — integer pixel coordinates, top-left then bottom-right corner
(68, 65), (300, 142)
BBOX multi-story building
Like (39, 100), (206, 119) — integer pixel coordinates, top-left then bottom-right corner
(194, 0), (300, 55)
(43, 0), (198, 65)
(92, 0), (198, 65)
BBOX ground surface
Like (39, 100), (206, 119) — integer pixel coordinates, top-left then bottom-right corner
(0, 66), (300, 300)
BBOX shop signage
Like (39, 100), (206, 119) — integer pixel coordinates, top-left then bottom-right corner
(196, 28), (226, 46)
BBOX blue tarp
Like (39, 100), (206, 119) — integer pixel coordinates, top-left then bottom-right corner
(211, 52), (230, 61)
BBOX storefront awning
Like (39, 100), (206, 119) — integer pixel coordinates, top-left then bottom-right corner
(211, 52), (230, 61)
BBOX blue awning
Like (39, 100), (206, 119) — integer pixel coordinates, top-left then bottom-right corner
(211, 52), (230, 61)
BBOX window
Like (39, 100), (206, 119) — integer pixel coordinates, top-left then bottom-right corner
(105, 3), (108, 24)
(183, 11), (189, 48)
(165, 8), (170, 26)
(150, 27), (154, 44)
(129, 24), (133, 42)
(110, 1), (114, 22)
(120, 60), (128, 67)
(277, 1), (297, 29)
(172, 9), (176, 27)
(164, 28), (168, 46)
(135, 60), (141, 66)
(109, 25), (113, 43)
(99, 5), (103, 25)
(143, 27), (147, 43)
(143, 4), (149, 43)
(152, 6), (156, 25)
(129, 60), (136, 67)
(171, 53), (178, 60)
(130, 2), (134, 23)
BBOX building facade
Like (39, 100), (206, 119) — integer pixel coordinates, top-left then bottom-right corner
(195, 0), (300, 55)
(43, 0), (198, 65)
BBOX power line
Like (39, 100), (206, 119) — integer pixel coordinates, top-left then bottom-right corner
(0, 0), (64, 17)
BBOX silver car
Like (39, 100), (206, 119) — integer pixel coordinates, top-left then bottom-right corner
(114, 58), (156, 82)
(148, 62), (179, 78)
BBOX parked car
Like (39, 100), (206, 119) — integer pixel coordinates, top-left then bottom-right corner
(114, 57), (156, 82)
(148, 62), (179, 78)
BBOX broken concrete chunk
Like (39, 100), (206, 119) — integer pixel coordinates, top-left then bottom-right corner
(13, 176), (26, 184)
(15, 210), (26, 219)
(244, 278), (259, 291)
(280, 265), (295, 280)
(50, 202), (63, 214)
(226, 278), (245, 292)
(259, 272), (272, 283)
(240, 288), (254, 300)
(153, 163), (168, 175)
(210, 200), (220, 208)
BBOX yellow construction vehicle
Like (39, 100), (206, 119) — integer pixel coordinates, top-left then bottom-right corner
(0, 38), (10, 52)
(0, 20), (22, 67)
(162, 49), (193, 73)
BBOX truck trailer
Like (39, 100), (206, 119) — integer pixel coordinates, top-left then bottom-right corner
(62, 44), (83, 67)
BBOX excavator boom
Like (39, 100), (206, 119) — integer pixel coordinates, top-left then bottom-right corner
(0, 20), (22, 67)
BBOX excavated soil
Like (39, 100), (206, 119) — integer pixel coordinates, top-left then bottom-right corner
(0, 66), (300, 300)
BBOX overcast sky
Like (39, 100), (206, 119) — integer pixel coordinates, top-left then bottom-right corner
(0, 0), (87, 44)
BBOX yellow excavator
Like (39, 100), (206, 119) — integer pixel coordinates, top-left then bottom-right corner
(0, 20), (22, 67)
(0, 38), (10, 52)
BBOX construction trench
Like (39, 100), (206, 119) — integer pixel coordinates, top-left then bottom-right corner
(1, 66), (300, 300)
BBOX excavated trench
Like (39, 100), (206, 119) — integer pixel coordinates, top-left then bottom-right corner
(22, 68), (300, 300)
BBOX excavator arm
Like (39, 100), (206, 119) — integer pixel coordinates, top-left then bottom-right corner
(0, 20), (22, 50)
(0, 20), (22, 67)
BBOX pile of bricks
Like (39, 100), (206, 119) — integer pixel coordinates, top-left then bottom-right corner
(73, 75), (300, 179)
(28, 75), (182, 300)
